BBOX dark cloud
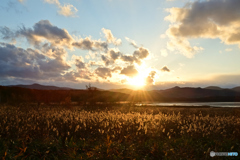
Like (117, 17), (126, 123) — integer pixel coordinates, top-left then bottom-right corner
(72, 37), (108, 51)
(120, 47), (150, 65)
(161, 66), (170, 72)
(165, 0), (240, 57)
(121, 55), (137, 64)
(0, 20), (73, 47)
(133, 47), (150, 59)
(120, 65), (138, 77)
(0, 42), (70, 80)
(101, 55), (112, 66)
(95, 67), (112, 79)
(0, 42), (43, 79)
(0, 26), (16, 41)
(109, 49), (121, 60)
(75, 56), (86, 69)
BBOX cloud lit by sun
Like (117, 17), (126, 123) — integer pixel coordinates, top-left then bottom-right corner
(124, 65), (158, 88)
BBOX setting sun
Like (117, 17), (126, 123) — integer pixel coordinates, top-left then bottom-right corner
(128, 75), (146, 87)
(127, 67), (152, 87)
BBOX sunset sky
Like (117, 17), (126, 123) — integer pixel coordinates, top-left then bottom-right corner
(0, 0), (240, 90)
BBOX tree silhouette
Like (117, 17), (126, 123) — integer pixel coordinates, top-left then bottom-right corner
(85, 83), (97, 105)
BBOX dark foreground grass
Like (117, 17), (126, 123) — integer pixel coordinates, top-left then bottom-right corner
(0, 104), (240, 159)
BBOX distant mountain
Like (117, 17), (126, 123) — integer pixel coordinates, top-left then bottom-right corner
(232, 86), (240, 92)
(2, 84), (240, 102)
(158, 86), (240, 99)
(204, 86), (223, 90)
(8, 83), (73, 90)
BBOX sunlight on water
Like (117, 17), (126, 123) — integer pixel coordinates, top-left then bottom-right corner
(136, 102), (240, 108)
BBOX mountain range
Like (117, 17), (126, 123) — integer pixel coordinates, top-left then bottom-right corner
(2, 83), (240, 102)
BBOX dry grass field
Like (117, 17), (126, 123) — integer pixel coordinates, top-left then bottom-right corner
(0, 104), (240, 159)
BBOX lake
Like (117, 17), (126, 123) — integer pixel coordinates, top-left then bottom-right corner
(136, 102), (240, 108)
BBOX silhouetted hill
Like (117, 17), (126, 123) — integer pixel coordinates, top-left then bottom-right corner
(109, 88), (135, 94)
(232, 86), (240, 92)
(157, 86), (240, 101)
(8, 83), (73, 90)
(1, 84), (240, 103)
(204, 86), (223, 90)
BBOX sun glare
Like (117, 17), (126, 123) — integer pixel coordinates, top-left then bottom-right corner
(128, 75), (146, 87)
(127, 68), (150, 87)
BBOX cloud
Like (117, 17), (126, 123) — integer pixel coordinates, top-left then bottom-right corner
(133, 47), (150, 59)
(40, 43), (67, 59)
(109, 49), (121, 60)
(161, 66), (170, 72)
(166, 37), (203, 58)
(0, 20), (74, 48)
(145, 71), (157, 85)
(95, 67), (112, 79)
(0, 42), (70, 80)
(44, 0), (78, 17)
(72, 37), (108, 51)
(112, 66), (122, 73)
(125, 37), (138, 48)
(165, 0), (240, 57)
(120, 47), (150, 65)
(102, 28), (122, 45)
(101, 55), (112, 66)
(74, 56), (86, 69)
(120, 65), (139, 77)
(0, 26), (16, 42)
(121, 54), (138, 64)
(0, 20), (160, 86)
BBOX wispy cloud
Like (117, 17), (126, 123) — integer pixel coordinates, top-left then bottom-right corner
(125, 37), (138, 48)
(44, 0), (78, 17)
(102, 28), (122, 45)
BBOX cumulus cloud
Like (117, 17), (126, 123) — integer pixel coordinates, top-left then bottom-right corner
(0, 42), (70, 80)
(161, 66), (170, 72)
(121, 54), (138, 64)
(120, 65), (139, 77)
(101, 55), (112, 66)
(165, 0), (240, 57)
(0, 20), (159, 85)
(44, 0), (78, 17)
(125, 37), (138, 48)
(95, 67), (112, 79)
(75, 56), (86, 69)
(109, 49), (121, 60)
(0, 20), (74, 48)
(133, 47), (150, 59)
(72, 37), (108, 51)
(40, 43), (67, 59)
(102, 28), (122, 45)
(145, 71), (157, 85)
(166, 37), (203, 58)
(120, 47), (150, 65)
